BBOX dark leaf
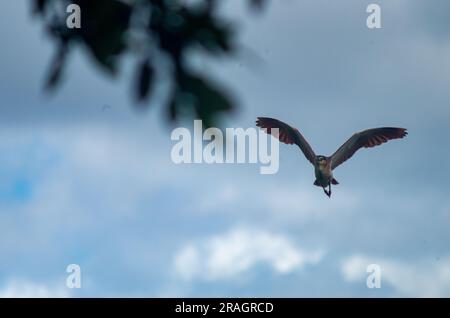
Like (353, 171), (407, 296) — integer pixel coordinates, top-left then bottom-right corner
(45, 44), (67, 90)
(33, 0), (48, 15)
(173, 72), (235, 127)
(248, 0), (266, 11)
(73, 0), (133, 74)
(136, 59), (155, 103)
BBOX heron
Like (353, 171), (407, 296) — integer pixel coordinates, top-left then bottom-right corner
(256, 117), (407, 197)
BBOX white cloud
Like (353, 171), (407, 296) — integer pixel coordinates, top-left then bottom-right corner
(0, 280), (70, 298)
(174, 226), (324, 281)
(341, 255), (450, 297)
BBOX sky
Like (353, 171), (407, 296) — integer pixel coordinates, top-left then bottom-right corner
(0, 0), (450, 297)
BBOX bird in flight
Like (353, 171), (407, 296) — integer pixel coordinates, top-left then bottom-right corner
(256, 117), (407, 197)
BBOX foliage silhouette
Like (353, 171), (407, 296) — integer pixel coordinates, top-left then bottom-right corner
(32, 0), (266, 127)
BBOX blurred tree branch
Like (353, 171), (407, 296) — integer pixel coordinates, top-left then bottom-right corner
(32, 0), (267, 127)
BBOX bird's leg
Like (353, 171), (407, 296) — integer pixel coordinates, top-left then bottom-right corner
(323, 186), (331, 198)
(328, 182), (332, 197)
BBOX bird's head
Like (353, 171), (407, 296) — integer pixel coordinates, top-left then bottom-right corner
(316, 155), (327, 166)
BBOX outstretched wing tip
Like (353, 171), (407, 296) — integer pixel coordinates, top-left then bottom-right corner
(255, 117), (265, 127)
(387, 127), (408, 139)
(255, 116), (316, 164)
(331, 126), (408, 169)
(256, 116), (271, 124)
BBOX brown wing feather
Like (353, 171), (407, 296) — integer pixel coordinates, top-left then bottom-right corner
(330, 127), (407, 170)
(256, 117), (316, 165)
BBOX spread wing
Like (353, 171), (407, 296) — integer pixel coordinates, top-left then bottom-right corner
(330, 127), (407, 170)
(256, 117), (316, 165)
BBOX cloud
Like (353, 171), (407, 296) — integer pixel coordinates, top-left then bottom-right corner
(341, 255), (450, 297)
(0, 280), (70, 298)
(174, 226), (324, 281)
